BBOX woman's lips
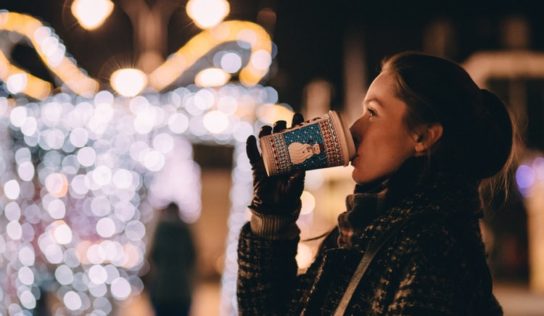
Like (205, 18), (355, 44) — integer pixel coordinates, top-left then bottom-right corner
(350, 155), (358, 165)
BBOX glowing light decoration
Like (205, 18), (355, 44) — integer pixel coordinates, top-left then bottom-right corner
(148, 20), (273, 90)
(6, 73), (28, 94)
(0, 12), (273, 100)
(195, 68), (231, 87)
(110, 68), (148, 97)
(71, 0), (115, 30)
(0, 50), (52, 99)
(186, 0), (230, 29)
(0, 83), (285, 315)
(300, 191), (316, 215)
(0, 12), (99, 98)
(0, 8), (280, 316)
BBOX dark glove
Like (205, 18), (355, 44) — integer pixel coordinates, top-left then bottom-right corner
(246, 113), (305, 215)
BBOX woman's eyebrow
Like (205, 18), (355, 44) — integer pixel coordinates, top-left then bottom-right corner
(364, 98), (385, 108)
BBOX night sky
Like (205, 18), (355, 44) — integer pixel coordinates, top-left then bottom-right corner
(2, 0), (543, 109)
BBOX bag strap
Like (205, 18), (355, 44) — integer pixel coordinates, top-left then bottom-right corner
(333, 214), (429, 316)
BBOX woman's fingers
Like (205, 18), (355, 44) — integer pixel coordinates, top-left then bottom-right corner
(258, 125), (272, 138)
(273, 120), (287, 133)
(246, 135), (261, 166)
(292, 113), (304, 127)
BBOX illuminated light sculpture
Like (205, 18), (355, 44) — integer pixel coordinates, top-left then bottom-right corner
(0, 12), (272, 100)
(0, 12), (99, 98)
(148, 20), (273, 90)
(0, 51), (52, 99)
(0, 83), (286, 314)
(0, 8), (278, 316)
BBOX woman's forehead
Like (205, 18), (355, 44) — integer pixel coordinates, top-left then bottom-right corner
(368, 72), (397, 96)
(366, 74), (406, 110)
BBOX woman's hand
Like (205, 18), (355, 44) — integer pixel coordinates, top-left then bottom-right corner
(246, 113), (305, 215)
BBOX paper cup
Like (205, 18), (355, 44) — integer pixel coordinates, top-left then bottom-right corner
(260, 111), (355, 176)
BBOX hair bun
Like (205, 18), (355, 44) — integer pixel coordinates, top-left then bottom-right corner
(470, 89), (513, 179)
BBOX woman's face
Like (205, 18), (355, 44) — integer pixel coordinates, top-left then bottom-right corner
(350, 71), (418, 185)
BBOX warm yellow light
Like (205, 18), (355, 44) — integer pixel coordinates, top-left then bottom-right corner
(256, 103), (294, 125)
(295, 244), (314, 270)
(186, 0), (230, 29)
(0, 51), (52, 100)
(0, 12), (271, 99)
(195, 68), (231, 87)
(0, 12), (98, 97)
(110, 68), (148, 97)
(148, 20), (272, 91)
(300, 191), (316, 215)
(71, 0), (114, 30)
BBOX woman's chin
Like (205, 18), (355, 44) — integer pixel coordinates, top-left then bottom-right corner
(351, 170), (365, 184)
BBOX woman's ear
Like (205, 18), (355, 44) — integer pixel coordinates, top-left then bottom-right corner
(413, 123), (443, 156)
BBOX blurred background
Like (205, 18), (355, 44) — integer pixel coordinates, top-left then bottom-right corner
(1, 0), (544, 315)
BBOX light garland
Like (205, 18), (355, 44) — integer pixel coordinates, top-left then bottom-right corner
(0, 11), (99, 98)
(0, 11), (272, 100)
(148, 20), (272, 90)
(1, 8), (280, 315)
(0, 83), (284, 315)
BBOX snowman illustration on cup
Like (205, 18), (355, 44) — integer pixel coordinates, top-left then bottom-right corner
(288, 140), (324, 165)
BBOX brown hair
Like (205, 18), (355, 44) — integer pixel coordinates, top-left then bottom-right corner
(381, 52), (514, 182)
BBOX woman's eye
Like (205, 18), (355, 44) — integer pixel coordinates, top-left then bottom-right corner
(367, 107), (377, 118)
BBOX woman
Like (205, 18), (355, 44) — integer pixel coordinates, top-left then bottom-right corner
(237, 52), (513, 315)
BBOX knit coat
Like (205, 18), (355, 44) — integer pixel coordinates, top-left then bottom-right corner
(237, 172), (503, 315)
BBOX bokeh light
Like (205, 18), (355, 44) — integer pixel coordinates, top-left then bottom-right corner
(195, 68), (231, 87)
(0, 81), (278, 314)
(110, 68), (148, 97)
(295, 243), (314, 270)
(300, 191), (316, 215)
(71, 0), (114, 30)
(186, 0), (230, 29)
(6, 73), (28, 94)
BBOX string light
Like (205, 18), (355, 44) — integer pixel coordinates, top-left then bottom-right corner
(110, 68), (148, 97)
(0, 83), (284, 315)
(71, 0), (114, 30)
(195, 68), (231, 88)
(0, 12), (273, 99)
(0, 8), (280, 316)
(0, 12), (99, 98)
(186, 0), (230, 29)
(148, 20), (273, 90)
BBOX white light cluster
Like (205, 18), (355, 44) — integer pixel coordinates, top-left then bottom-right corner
(0, 83), (281, 315)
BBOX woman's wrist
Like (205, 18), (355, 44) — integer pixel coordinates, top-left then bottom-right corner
(249, 206), (301, 240)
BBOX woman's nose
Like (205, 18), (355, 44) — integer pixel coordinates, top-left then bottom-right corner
(349, 119), (360, 136)
(349, 118), (363, 145)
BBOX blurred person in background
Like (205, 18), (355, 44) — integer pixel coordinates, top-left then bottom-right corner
(145, 202), (196, 316)
(237, 52), (514, 315)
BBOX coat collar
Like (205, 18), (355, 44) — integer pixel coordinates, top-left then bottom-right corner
(339, 169), (482, 251)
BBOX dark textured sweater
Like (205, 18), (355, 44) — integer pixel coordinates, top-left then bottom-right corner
(237, 173), (503, 315)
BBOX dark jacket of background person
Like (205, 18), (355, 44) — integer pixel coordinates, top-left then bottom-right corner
(237, 160), (502, 315)
(146, 203), (196, 316)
